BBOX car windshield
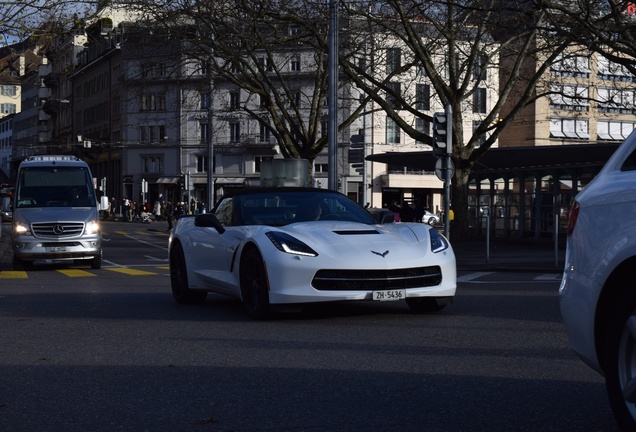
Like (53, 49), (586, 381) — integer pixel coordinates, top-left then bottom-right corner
(233, 191), (377, 226)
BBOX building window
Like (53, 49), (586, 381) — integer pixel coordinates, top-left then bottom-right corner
(288, 24), (300, 36)
(290, 55), (301, 72)
(229, 89), (240, 110)
(551, 54), (590, 78)
(201, 92), (210, 109)
(473, 88), (487, 113)
(230, 122), (241, 142)
(139, 125), (165, 144)
(142, 156), (163, 173)
(259, 124), (270, 142)
(472, 120), (486, 147)
(258, 56), (274, 72)
(314, 163), (328, 173)
(598, 87), (634, 113)
(550, 84), (589, 111)
(386, 82), (402, 109)
(386, 48), (401, 74)
(415, 84), (430, 111)
(143, 63), (167, 78)
(473, 54), (487, 81)
(597, 120), (636, 140)
(197, 155), (209, 173)
(415, 118), (430, 145)
(200, 122), (209, 144)
(140, 94), (165, 111)
(597, 56), (635, 81)
(200, 60), (209, 76)
(254, 156), (273, 173)
(550, 118), (589, 139)
(0, 103), (16, 114)
(259, 94), (268, 109)
(0, 85), (17, 96)
(386, 117), (400, 144)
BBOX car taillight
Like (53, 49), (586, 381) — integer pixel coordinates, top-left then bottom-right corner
(567, 201), (580, 237)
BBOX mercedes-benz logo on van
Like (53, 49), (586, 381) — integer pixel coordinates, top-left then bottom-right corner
(53, 224), (65, 235)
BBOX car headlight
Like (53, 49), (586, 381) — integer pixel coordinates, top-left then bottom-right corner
(429, 228), (449, 253)
(14, 222), (31, 236)
(85, 220), (100, 235)
(266, 231), (318, 257)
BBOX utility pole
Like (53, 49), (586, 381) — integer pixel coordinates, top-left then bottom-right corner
(327, 0), (339, 191)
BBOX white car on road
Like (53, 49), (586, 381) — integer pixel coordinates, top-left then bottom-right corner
(169, 187), (456, 319)
(560, 132), (636, 431)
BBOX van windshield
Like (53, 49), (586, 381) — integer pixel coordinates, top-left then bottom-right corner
(16, 166), (96, 208)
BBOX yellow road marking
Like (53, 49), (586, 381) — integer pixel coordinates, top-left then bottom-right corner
(156, 266), (170, 270)
(56, 269), (97, 278)
(105, 268), (157, 276)
(0, 271), (28, 279)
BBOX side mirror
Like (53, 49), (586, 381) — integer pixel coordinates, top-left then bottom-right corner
(194, 213), (225, 233)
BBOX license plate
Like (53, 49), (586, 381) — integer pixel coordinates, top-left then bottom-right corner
(373, 289), (406, 301)
(50, 247), (67, 252)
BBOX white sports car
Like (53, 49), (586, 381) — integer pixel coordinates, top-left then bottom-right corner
(169, 187), (456, 319)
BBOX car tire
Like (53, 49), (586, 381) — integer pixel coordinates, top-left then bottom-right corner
(91, 250), (102, 270)
(427, 217), (436, 225)
(170, 243), (207, 304)
(406, 297), (448, 313)
(605, 291), (636, 431)
(240, 247), (270, 320)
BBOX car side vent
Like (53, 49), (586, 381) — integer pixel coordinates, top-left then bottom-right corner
(333, 230), (380, 235)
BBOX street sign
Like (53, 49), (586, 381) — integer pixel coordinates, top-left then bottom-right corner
(435, 157), (455, 181)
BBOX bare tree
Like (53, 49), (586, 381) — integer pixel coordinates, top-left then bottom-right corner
(0, 1), (94, 46)
(335, 0), (580, 240)
(130, 0), (369, 182)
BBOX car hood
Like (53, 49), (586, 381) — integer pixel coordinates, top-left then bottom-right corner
(277, 221), (434, 261)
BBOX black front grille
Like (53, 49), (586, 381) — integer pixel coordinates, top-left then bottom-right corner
(312, 266), (442, 290)
(32, 222), (84, 238)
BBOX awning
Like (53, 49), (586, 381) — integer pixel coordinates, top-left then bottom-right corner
(366, 143), (621, 177)
(215, 177), (246, 184)
(156, 176), (180, 184)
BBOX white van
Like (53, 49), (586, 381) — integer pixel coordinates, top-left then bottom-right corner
(12, 155), (102, 270)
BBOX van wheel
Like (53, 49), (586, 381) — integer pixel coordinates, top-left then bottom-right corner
(91, 251), (102, 269)
(13, 256), (32, 271)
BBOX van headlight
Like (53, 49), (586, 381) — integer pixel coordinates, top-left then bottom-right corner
(86, 220), (100, 235)
(14, 222), (31, 236)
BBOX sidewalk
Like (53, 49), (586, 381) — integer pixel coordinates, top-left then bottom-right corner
(453, 240), (565, 273)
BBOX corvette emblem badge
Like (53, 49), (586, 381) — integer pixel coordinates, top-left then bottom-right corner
(371, 250), (389, 257)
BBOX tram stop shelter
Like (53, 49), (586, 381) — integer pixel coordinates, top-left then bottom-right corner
(367, 143), (621, 240)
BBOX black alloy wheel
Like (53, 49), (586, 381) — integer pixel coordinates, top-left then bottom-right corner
(169, 243), (207, 304)
(240, 247), (271, 320)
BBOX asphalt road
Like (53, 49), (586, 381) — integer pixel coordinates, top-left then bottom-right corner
(0, 221), (618, 432)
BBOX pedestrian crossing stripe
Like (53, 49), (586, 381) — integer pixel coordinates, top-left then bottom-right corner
(105, 268), (157, 276)
(56, 269), (97, 278)
(0, 271), (27, 279)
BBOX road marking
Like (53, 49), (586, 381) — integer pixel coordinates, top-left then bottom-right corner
(56, 269), (97, 278)
(105, 268), (157, 276)
(144, 255), (168, 262)
(458, 272), (494, 282)
(0, 271), (28, 279)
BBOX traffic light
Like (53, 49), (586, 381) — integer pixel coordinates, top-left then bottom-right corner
(432, 112), (450, 157)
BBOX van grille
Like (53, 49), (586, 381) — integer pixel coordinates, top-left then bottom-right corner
(32, 222), (84, 238)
